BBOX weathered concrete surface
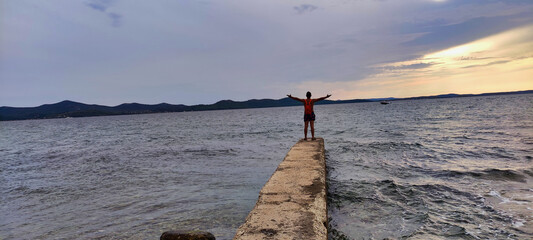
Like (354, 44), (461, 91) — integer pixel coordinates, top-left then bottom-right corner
(160, 230), (216, 240)
(234, 138), (327, 240)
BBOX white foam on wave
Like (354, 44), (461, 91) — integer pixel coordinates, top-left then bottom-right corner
(488, 190), (530, 205)
(512, 220), (525, 228)
(488, 190), (500, 197)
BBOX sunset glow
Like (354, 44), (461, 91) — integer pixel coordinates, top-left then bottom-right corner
(301, 25), (533, 100)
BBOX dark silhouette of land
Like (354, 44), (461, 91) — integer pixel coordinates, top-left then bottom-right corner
(1, 90), (531, 121)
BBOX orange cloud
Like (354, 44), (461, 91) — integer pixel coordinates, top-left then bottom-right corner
(299, 24), (533, 99)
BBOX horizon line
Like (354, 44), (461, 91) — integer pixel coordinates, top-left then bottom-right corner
(2, 89), (532, 108)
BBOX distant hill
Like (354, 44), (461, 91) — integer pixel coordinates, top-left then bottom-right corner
(1, 90), (531, 121)
(0, 98), (371, 121)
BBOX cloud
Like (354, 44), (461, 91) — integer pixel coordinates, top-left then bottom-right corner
(350, 25), (533, 98)
(85, 0), (112, 12)
(2, 0), (533, 107)
(294, 4), (318, 14)
(403, 12), (533, 49)
(461, 60), (511, 69)
(107, 12), (122, 27)
(86, 2), (107, 12)
(84, 0), (122, 27)
(381, 62), (437, 71)
(456, 56), (495, 61)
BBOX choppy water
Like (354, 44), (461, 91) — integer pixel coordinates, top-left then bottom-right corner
(323, 94), (533, 239)
(1, 94), (532, 239)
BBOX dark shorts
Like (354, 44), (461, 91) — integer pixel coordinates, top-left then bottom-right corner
(304, 112), (316, 122)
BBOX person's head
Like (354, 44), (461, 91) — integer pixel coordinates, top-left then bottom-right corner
(306, 91), (312, 99)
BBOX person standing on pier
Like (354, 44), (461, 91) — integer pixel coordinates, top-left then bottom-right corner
(287, 92), (331, 141)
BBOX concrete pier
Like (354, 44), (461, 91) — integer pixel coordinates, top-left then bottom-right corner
(234, 138), (327, 240)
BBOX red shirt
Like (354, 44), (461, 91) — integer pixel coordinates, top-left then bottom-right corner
(304, 99), (313, 114)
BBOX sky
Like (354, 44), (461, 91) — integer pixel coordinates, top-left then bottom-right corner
(1, 0), (532, 107)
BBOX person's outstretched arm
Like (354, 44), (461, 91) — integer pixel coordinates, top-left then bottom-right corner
(313, 94), (332, 102)
(287, 94), (305, 103)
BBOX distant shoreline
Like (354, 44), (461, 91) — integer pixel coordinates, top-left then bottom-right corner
(1, 90), (531, 121)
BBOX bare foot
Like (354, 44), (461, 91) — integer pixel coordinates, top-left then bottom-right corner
(312, 137), (316, 140)
(304, 138), (308, 141)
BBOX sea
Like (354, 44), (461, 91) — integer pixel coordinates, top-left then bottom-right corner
(1, 94), (532, 240)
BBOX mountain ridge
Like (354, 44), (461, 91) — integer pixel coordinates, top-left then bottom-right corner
(1, 90), (531, 121)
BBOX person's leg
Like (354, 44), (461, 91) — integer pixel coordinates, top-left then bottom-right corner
(304, 121), (309, 140)
(310, 121), (315, 140)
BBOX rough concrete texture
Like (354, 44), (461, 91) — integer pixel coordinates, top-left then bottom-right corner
(160, 230), (216, 240)
(234, 138), (327, 240)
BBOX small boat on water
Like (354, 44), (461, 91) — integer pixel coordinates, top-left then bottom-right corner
(380, 101), (390, 105)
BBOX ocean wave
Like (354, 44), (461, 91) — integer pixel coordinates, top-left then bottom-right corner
(328, 179), (429, 239)
(328, 178), (526, 239)
(332, 141), (425, 154)
(524, 168), (533, 177)
(521, 137), (533, 145)
(435, 168), (527, 182)
(368, 141), (424, 150)
(182, 148), (237, 157)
